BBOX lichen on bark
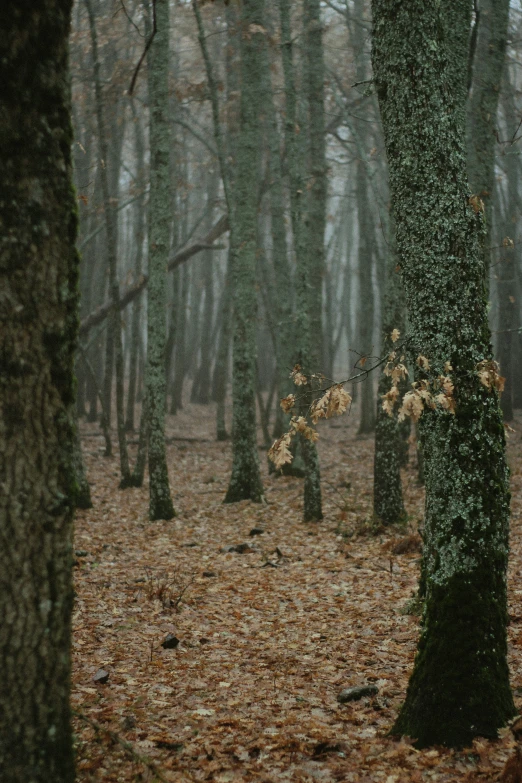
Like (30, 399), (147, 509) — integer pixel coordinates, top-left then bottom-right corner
(146, 0), (175, 520)
(372, 0), (515, 747)
(373, 232), (406, 527)
(224, 0), (265, 504)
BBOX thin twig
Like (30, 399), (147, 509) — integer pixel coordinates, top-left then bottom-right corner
(118, 0), (144, 36)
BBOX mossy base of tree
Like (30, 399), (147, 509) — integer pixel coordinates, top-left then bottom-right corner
(392, 571), (515, 748)
(74, 484), (93, 509)
(149, 452), (175, 520)
(149, 496), (176, 521)
(224, 467), (264, 504)
(120, 474), (143, 489)
(303, 438), (323, 522)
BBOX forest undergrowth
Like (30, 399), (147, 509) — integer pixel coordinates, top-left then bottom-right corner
(73, 400), (522, 782)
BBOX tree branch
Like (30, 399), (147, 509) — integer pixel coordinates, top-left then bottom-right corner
(79, 214), (229, 338)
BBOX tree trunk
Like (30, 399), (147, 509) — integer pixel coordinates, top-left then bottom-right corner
(212, 261), (232, 441)
(495, 166), (516, 421)
(84, 0), (131, 486)
(260, 30), (294, 440)
(146, 0), (175, 520)
(356, 158), (376, 434)
(373, 232), (406, 527)
(0, 2), (78, 777)
(223, 0), (265, 504)
(192, 173), (219, 404)
(296, 0), (325, 521)
(126, 102), (146, 432)
(467, 0), (510, 259)
(72, 420), (93, 510)
(372, 0), (515, 747)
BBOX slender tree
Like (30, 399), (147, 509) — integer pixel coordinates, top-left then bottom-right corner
(0, 1), (78, 777)
(84, 0), (132, 486)
(146, 0), (175, 520)
(467, 0), (510, 253)
(373, 235), (406, 527)
(372, 0), (515, 747)
(125, 101), (146, 431)
(223, 0), (266, 502)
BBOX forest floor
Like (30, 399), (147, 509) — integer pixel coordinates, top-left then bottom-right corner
(73, 400), (522, 782)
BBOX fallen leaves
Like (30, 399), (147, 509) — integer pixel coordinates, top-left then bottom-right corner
(72, 401), (522, 782)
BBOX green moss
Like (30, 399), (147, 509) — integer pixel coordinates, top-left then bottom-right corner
(372, 0), (514, 747)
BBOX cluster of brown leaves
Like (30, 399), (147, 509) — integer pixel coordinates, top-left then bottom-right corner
(477, 359), (506, 393)
(269, 375), (351, 469)
(381, 351), (455, 422)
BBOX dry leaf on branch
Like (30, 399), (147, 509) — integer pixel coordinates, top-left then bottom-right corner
(382, 385), (400, 416)
(477, 359), (505, 393)
(280, 394), (296, 414)
(310, 385), (351, 424)
(268, 432), (294, 468)
(290, 364), (308, 386)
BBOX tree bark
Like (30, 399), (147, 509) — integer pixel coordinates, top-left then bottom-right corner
(146, 0), (175, 520)
(373, 232), (406, 526)
(372, 0), (515, 747)
(467, 0), (510, 255)
(125, 101), (146, 432)
(0, 2), (78, 777)
(223, 0), (266, 503)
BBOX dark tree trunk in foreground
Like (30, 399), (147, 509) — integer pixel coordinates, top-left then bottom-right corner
(0, 1), (77, 778)
(146, 0), (175, 520)
(372, 0), (515, 748)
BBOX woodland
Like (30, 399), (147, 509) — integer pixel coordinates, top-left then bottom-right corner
(4, 0), (522, 781)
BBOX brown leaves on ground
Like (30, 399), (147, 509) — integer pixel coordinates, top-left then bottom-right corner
(73, 403), (522, 782)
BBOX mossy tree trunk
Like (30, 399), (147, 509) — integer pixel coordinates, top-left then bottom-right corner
(0, 1), (78, 778)
(259, 25), (294, 441)
(372, 0), (515, 747)
(495, 164), (516, 422)
(350, 0), (376, 436)
(192, 169), (218, 405)
(467, 0), (510, 258)
(296, 0), (326, 521)
(212, 263), (232, 441)
(356, 158), (376, 435)
(224, 0), (265, 504)
(373, 235), (406, 527)
(146, 0), (175, 520)
(125, 101), (146, 432)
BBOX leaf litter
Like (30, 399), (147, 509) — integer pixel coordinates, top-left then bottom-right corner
(73, 402), (522, 781)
